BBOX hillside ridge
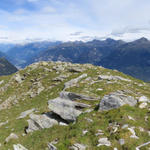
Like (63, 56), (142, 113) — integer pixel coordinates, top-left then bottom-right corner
(0, 61), (149, 150)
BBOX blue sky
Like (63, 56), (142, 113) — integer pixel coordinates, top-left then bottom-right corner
(0, 0), (150, 43)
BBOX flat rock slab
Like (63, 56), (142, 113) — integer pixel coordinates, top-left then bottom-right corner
(99, 91), (137, 111)
(97, 138), (111, 147)
(26, 113), (58, 133)
(48, 97), (90, 122)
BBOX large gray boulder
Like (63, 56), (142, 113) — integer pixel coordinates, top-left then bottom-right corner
(99, 91), (137, 111)
(59, 91), (99, 101)
(48, 97), (90, 122)
(26, 113), (58, 133)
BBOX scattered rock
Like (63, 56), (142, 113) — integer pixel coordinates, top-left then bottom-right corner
(97, 138), (111, 147)
(99, 91), (137, 111)
(5, 133), (18, 143)
(13, 144), (28, 150)
(128, 127), (139, 139)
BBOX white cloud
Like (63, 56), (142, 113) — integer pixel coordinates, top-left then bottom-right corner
(0, 0), (150, 43)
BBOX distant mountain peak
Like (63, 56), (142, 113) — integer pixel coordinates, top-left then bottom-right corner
(135, 37), (149, 43)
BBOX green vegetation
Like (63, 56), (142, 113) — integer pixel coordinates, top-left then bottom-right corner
(0, 61), (149, 150)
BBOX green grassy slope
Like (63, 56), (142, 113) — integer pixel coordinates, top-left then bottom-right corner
(0, 61), (149, 150)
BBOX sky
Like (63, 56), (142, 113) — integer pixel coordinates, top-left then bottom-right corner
(0, 0), (150, 43)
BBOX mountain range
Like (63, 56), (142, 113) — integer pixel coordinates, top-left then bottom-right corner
(0, 38), (150, 81)
(31, 37), (150, 81)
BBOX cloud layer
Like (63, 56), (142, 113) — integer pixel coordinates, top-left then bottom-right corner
(0, 0), (150, 43)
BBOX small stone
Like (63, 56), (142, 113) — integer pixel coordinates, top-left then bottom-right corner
(128, 127), (139, 139)
(138, 96), (149, 102)
(5, 133), (18, 143)
(139, 102), (147, 109)
(95, 130), (104, 136)
(97, 138), (111, 147)
(138, 127), (144, 132)
(13, 144), (28, 150)
(122, 124), (129, 129)
(82, 130), (88, 135)
(128, 115), (135, 121)
(47, 143), (57, 150)
(96, 88), (103, 91)
(119, 139), (125, 145)
(70, 143), (86, 150)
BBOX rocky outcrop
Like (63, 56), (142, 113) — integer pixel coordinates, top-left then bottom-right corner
(48, 97), (90, 122)
(99, 91), (137, 111)
(13, 73), (24, 84)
